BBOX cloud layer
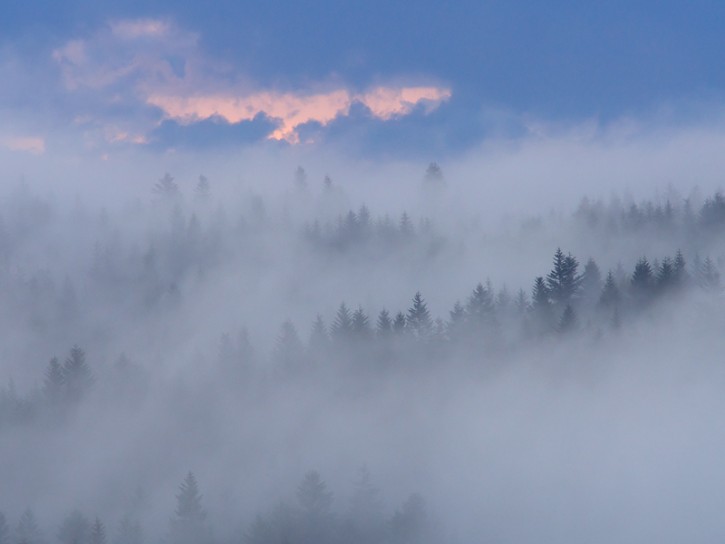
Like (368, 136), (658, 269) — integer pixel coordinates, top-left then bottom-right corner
(41, 18), (452, 149)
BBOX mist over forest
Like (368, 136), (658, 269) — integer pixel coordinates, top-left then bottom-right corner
(2, 139), (725, 544)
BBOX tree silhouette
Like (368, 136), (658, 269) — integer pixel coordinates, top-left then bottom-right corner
(62, 345), (93, 403)
(58, 511), (90, 544)
(169, 472), (210, 544)
(407, 292), (432, 340)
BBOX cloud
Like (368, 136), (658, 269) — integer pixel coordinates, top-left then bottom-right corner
(1, 135), (45, 154)
(45, 18), (451, 147)
(146, 86), (451, 143)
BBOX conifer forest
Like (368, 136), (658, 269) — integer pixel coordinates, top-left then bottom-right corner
(2, 162), (725, 544)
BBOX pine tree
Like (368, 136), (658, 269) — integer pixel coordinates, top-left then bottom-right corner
(465, 282), (497, 329)
(294, 166), (308, 191)
(296, 471), (333, 516)
(546, 248), (581, 306)
(656, 256), (675, 293)
(58, 511), (90, 544)
(673, 249), (687, 287)
(699, 256), (721, 291)
(169, 473), (210, 544)
(531, 276), (553, 333)
(599, 271), (620, 309)
(114, 518), (142, 544)
(580, 258), (602, 306)
(63, 346), (93, 403)
(348, 467), (383, 542)
(407, 292), (432, 340)
(16, 510), (42, 544)
(308, 315), (329, 355)
(392, 312), (407, 335)
(375, 309), (392, 338)
(330, 303), (353, 343)
(272, 321), (303, 367)
(43, 356), (64, 406)
(447, 301), (466, 343)
(195, 175), (211, 202)
(153, 173), (179, 199)
(631, 257), (654, 304)
(514, 289), (528, 315)
(89, 519), (106, 544)
(390, 494), (427, 544)
(351, 307), (371, 339)
(557, 305), (578, 334)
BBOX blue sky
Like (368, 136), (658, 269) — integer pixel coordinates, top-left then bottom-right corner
(2, 0), (724, 156)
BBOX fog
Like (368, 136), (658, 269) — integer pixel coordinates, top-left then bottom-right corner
(3, 123), (725, 543)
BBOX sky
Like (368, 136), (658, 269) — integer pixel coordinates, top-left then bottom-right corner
(2, 1), (725, 157)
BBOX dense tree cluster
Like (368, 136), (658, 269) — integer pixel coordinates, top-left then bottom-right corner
(0, 469), (434, 544)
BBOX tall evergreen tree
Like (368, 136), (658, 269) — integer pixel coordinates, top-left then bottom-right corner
(673, 249), (687, 287)
(330, 303), (353, 343)
(43, 357), (64, 406)
(465, 282), (497, 331)
(392, 312), (407, 335)
(531, 277), (553, 333)
(407, 292), (432, 340)
(272, 321), (304, 368)
(308, 315), (329, 355)
(296, 471), (333, 517)
(89, 519), (106, 544)
(114, 518), (142, 544)
(546, 248), (581, 306)
(599, 271), (620, 310)
(169, 473), (210, 544)
(656, 256), (675, 293)
(375, 309), (393, 338)
(699, 256), (721, 292)
(16, 510), (42, 544)
(351, 307), (371, 339)
(58, 511), (90, 544)
(557, 305), (578, 334)
(631, 257), (654, 304)
(580, 258), (602, 306)
(63, 346), (93, 403)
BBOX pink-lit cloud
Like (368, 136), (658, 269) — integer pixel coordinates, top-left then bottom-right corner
(51, 18), (452, 145)
(147, 86), (452, 143)
(1, 136), (45, 154)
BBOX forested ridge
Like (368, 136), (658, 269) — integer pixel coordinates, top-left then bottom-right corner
(2, 169), (725, 543)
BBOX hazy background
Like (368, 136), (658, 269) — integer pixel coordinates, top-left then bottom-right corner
(3, 1), (725, 543)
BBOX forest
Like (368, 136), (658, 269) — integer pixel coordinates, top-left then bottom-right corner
(1, 165), (725, 544)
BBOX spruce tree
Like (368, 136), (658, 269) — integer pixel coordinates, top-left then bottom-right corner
(557, 305), (578, 334)
(699, 256), (721, 291)
(58, 511), (90, 544)
(330, 303), (353, 343)
(631, 257), (654, 304)
(546, 248), (581, 307)
(114, 518), (142, 544)
(407, 292), (432, 340)
(531, 277), (553, 333)
(392, 312), (407, 335)
(351, 307), (371, 339)
(169, 473), (210, 544)
(63, 346), (93, 403)
(16, 510), (42, 544)
(272, 321), (303, 368)
(375, 309), (392, 338)
(89, 519), (106, 544)
(43, 357), (64, 406)
(308, 315), (329, 355)
(599, 271), (620, 309)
